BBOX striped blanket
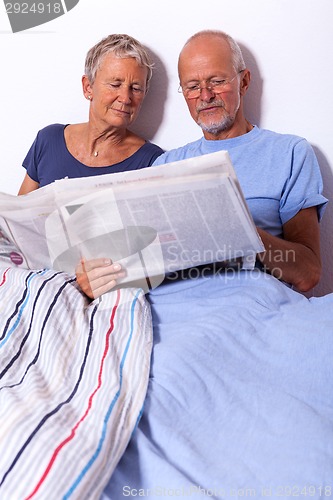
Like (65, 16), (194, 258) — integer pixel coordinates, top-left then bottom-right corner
(0, 267), (153, 499)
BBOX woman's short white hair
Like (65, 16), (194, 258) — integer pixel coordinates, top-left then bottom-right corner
(84, 33), (154, 88)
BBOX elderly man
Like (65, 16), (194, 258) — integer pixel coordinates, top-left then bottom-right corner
(153, 29), (327, 292)
(84, 29), (327, 298)
(102, 31), (331, 500)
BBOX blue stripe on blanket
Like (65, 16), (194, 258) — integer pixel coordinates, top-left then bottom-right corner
(0, 270), (35, 346)
(1, 270), (75, 379)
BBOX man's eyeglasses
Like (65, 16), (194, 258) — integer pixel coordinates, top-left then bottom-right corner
(178, 70), (245, 99)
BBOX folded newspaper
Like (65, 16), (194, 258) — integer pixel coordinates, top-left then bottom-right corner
(0, 150), (264, 290)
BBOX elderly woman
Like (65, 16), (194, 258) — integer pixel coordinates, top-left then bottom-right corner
(18, 34), (163, 191)
(18, 33), (164, 296)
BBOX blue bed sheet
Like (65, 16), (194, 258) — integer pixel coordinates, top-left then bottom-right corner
(103, 269), (333, 499)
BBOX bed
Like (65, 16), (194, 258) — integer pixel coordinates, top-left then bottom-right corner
(1, 266), (332, 499)
(102, 269), (333, 499)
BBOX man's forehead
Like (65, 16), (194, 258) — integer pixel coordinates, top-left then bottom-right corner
(181, 34), (230, 54)
(178, 39), (234, 81)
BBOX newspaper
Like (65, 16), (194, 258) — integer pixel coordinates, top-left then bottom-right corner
(0, 150), (264, 290)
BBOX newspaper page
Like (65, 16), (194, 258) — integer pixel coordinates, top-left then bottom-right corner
(0, 150), (264, 289)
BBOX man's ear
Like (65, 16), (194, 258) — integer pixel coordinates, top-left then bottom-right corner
(240, 69), (251, 96)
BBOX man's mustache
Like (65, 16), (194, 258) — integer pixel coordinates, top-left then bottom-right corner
(196, 101), (225, 112)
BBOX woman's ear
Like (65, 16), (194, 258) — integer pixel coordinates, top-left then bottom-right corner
(82, 75), (93, 100)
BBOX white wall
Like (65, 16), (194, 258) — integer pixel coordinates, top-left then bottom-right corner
(0, 0), (332, 295)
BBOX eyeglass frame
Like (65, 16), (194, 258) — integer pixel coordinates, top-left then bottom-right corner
(178, 70), (245, 99)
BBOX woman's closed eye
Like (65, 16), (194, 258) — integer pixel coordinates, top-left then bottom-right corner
(106, 82), (144, 94)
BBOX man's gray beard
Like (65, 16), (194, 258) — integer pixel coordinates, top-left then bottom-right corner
(198, 114), (235, 135)
(197, 97), (240, 136)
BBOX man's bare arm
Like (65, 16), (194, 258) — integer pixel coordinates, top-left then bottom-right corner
(257, 207), (322, 292)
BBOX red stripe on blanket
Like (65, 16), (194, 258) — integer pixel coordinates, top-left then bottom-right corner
(24, 289), (121, 499)
(0, 268), (10, 287)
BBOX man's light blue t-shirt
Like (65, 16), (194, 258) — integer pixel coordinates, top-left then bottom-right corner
(153, 126), (327, 237)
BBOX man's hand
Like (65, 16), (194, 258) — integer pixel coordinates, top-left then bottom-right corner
(75, 257), (126, 299)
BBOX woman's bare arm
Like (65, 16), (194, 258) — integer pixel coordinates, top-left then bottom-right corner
(18, 173), (39, 195)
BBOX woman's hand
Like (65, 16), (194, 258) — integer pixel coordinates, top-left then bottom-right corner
(75, 257), (126, 299)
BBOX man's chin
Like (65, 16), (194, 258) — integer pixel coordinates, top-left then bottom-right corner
(199, 119), (233, 135)
(198, 123), (228, 135)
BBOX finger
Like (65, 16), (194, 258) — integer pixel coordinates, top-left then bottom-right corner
(76, 257), (112, 274)
(89, 279), (119, 299)
(75, 258), (126, 299)
(82, 271), (125, 299)
(77, 269), (126, 299)
(86, 266), (125, 283)
(87, 270), (126, 289)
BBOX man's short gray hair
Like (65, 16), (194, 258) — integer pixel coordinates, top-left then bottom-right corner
(84, 33), (154, 88)
(182, 29), (246, 72)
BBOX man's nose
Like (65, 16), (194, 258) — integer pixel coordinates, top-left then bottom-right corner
(199, 86), (215, 101)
